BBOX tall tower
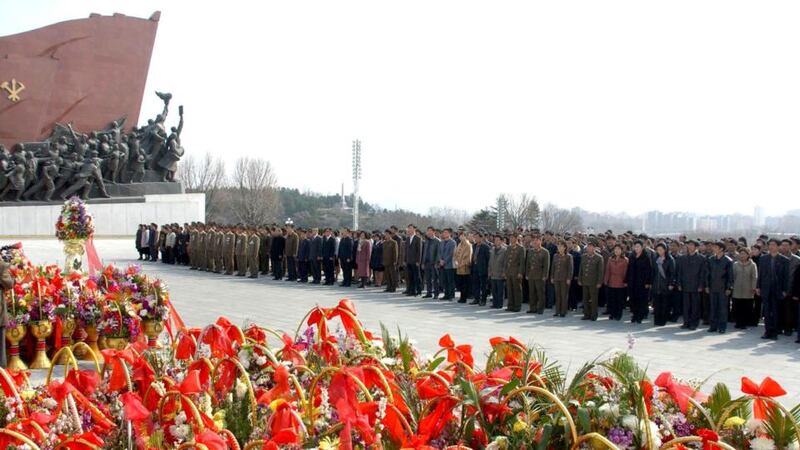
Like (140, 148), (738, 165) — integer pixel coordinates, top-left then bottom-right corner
(341, 182), (346, 208)
(352, 140), (362, 229)
(496, 195), (507, 230)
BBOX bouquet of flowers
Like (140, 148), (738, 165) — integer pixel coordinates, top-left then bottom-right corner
(3, 285), (30, 328)
(55, 196), (95, 241)
(97, 301), (140, 339)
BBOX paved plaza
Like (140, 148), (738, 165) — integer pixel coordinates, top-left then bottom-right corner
(18, 238), (800, 405)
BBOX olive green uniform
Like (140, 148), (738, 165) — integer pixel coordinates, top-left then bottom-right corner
(525, 247), (550, 314)
(504, 244), (526, 312)
(235, 232), (248, 276)
(247, 233), (261, 278)
(579, 252), (605, 320)
(223, 230), (236, 275)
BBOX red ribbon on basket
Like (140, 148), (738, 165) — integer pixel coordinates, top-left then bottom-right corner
(85, 237), (103, 275)
(741, 376), (786, 420)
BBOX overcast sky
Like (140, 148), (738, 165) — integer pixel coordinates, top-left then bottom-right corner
(4, 1), (799, 217)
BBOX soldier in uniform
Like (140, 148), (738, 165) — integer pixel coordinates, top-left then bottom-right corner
(247, 228), (261, 278)
(382, 229), (399, 292)
(525, 235), (551, 314)
(504, 234), (526, 312)
(578, 241), (605, 321)
(551, 241), (574, 317)
(203, 224), (216, 272)
(235, 226), (249, 276)
(223, 226), (236, 275)
(196, 225), (207, 272)
(259, 226), (271, 276)
(214, 226), (225, 274)
(188, 225), (198, 270)
(285, 224), (299, 281)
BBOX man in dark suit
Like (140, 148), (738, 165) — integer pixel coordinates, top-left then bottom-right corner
(297, 228), (310, 283)
(404, 224), (422, 296)
(470, 232), (491, 306)
(148, 223), (158, 261)
(338, 228), (354, 287)
(309, 228), (323, 284)
(321, 228), (336, 285)
(270, 227), (286, 280)
(135, 225), (144, 260)
(757, 239), (790, 340)
(677, 240), (707, 330)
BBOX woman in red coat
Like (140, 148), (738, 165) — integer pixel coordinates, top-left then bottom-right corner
(356, 231), (372, 288)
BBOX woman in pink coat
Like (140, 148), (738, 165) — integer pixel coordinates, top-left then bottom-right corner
(356, 230), (372, 288)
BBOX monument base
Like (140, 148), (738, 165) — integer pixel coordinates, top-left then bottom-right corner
(0, 193), (205, 237)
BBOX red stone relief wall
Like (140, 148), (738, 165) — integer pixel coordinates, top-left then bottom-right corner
(0, 12), (160, 148)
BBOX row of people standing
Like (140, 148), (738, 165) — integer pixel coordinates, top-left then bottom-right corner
(137, 222), (800, 342)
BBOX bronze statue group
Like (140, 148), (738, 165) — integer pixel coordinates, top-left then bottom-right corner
(0, 91), (184, 202)
(139, 221), (800, 343)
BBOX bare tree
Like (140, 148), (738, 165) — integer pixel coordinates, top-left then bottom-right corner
(501, 193), (541, 229)
(540, 203), (583, 234)
(428, 206), (470, 228)
(177, 152), (227, 220)
(229, 157), (280, 226)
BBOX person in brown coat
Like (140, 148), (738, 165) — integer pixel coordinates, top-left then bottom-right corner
(454, 233), (473, 303)
(382, 229), (399, 293)
(285, 225), (299, 281)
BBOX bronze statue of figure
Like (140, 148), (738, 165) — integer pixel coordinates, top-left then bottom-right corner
(22, 158), (58, 201)
(53, 152), (79, 192)
(158, 105), (184, 182)
(127, 132), (145, 183)
(0, 153), (27, 201)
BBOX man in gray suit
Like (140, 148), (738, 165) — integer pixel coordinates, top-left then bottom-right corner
(423, 226), (440, 299)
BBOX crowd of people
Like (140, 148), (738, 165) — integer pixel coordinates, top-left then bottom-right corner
(134, 222), (800, 342)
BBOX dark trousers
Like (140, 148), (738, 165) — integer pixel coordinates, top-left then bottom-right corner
(424, 264), (439, 296)
(323, 258), (335, 284)
(298, 260), (309, 281)
(442, 268), (456, 299)
(272, 257), (284, 279)
(599, 285), (607, 308)
(491, 279), (505, 308)
(732, 297), (754, 328)
(653, 293), (670, 325)
(545, 282), (555, 308)
(286, 256), (297, 280)
(568, 278), (581, 310)
(682, 291), (702, 328)
(149, 244), (157, 261)
(341, 259), (353, 286)
(763, 291), (781, 337)
(474, 271), (488, 303)
(528, 279), (546, 313)
(456, 274), (471, 301)
(669, 289), (683, 322)
(709, 292), (729, 331)
(783, 296), (797, 334)
(631, 288), (650, 322)
(406, 263), (420, 294)
(311, 259), (321, 282)
(701, 292), (710, 324)
(750, 294), (762, 326)
(165, 247), (175, 264)
(522, 278), (530, 304)
(607, 287), (626, 320)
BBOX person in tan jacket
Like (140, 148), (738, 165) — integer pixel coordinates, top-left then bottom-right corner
(525, 235), (550, 314)
(382, 229), (399, 292)
(732, 248), (758, 330)
(454, 233), (473, 303)
(235, 226), (249, 277)
(551, 240), (573, 317)
(505, 234), (526, 312)
(247, 229), (261, 279)
(284, 224), (299, 281)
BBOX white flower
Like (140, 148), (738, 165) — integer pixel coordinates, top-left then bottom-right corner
(169, 423), (189, 442)
(238, 349), (251, 370)
(139, 309), (148, 317)
(235, 378), (248, 400)
(644, 420), (661, 448)
(746, 418), (765, 434)
(42, 398), (58, 409)
(599, 403), (619, 418)
(750, 437), (776, 450)
(486, 437), (509, 450)
(381, 357), (398, 366)
(196, 343), (211, 359)
(622, 414), (638, 430)
(255, 355), (267, 366)
(786, 440), (799, 450)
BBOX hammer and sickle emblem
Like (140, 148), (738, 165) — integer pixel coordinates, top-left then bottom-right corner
(0, 79), (25, 102)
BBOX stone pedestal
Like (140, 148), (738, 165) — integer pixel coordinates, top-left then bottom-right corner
(0, 193), (205, 236)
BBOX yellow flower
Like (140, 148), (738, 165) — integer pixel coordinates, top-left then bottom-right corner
(724, 416), (745, 429)
(20, 390), (35, 401)
(213, 410), (226, 429)
(318, 436), (340, 449)
(513, 419), (528, 433)
(269, 399), (286, 412)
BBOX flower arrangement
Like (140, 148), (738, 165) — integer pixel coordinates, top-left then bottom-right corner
(97, 302), (140, 339)
(0, 299), (797, 450)
(54, 196), (95, 241)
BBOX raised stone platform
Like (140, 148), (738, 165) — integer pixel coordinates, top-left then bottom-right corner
(0, 193), (205, 236)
